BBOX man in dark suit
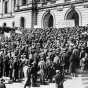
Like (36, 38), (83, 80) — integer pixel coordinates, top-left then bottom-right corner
(4, 54), (10, 77)
(55, 70), (64, 88)
(0, 79), (6, 88)
(0, 54), (3, 78)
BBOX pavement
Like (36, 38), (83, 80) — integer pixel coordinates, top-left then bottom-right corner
(64, 70), (88, 88)
(3, 70), (88, 88)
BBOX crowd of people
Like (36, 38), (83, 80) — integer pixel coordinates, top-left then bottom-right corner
(0, 26), (88, 88)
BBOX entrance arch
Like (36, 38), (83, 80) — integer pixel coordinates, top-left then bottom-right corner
(43, 13), (53, 28)
(66, 9), (79, 26)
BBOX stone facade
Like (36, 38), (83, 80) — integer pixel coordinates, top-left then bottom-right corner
(0, 0), (88, 28)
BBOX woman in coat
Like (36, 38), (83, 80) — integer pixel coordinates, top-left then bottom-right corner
(69, 48), (80, 77)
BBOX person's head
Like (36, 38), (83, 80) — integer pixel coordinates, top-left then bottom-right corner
(65, 43), (69, 49)
(55, 49), (60, 55)
(56, 70), (60, 74)
(46, 56), (50, 60)
(21, 55), (23, 58)
(40, 57), (44, 61)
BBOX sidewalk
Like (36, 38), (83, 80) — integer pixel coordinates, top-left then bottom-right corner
(64, 69), (88, 88)
(3, 69), (88, 88)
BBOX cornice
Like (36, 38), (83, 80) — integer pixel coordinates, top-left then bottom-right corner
(14, 0), (88, 12)
(0, 16), (14, 19)
(15, 8), (32, 12)
(37, 1), (88, 10)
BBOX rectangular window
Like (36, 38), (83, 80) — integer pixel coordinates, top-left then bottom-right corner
(4, 1), (8, 14)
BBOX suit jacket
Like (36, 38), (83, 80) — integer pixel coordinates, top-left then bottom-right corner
(55, 73), (64, 84)
(0, 83), (6, 88)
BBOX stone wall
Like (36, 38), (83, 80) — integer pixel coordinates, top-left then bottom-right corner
(0, 1), (88, 28)
(14, 10), (32, 28)
(36, 2), (88, 28)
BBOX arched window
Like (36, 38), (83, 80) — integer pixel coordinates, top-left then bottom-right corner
(43, 12), (54, 28)
(20, 17), (25, 28)
(22, 0), (27, 5)
(4, 1), (8, 14)
(66, 9), (79, 26)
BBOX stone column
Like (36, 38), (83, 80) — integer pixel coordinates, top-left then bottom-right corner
(16, 0), (19, 9)
(2, 0), (4, 15)
(31, 0), (38, 28)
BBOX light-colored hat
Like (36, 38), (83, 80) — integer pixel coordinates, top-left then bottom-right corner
(56, 70), (60, 73)
(46, 56), (50, 59)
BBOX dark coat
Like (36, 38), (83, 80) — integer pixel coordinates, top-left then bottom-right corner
(55, 72), (64, 88)
(62, 50), (72, 69)
(13, 61), (19, 79)
(80, 50), (85, 59)
(69, 49), (80, 73)
(0, 83), (6, 88)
